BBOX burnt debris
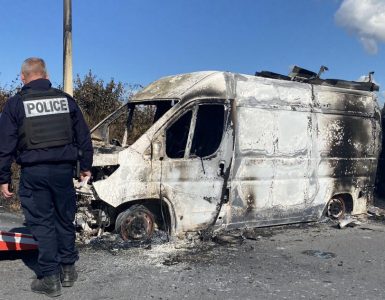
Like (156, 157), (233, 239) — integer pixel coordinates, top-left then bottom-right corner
(255, 65), (379, 92)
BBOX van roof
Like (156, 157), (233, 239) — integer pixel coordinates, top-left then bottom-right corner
(131, 70), (378, 102)
(132, 71), (226, 102)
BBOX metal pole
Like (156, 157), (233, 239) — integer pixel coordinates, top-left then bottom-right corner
(63, 0), (73, 96)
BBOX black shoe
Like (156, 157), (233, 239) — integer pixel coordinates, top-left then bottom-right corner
(60, 264), (78, 287)
(31, 273), (61, 297)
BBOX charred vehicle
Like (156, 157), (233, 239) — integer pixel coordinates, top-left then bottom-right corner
(76, 67), (381, 240)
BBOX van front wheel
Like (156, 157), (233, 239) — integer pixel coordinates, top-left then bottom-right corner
(115, 205), (155, 241)
(327, 197), (346, 219)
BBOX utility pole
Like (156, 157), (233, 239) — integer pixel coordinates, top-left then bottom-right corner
(63, 0), (73, 96)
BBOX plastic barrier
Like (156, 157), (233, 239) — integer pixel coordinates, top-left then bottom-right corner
(0, 230), (38, 251)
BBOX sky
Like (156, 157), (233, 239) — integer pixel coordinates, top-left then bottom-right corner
(0, 0), (385, 102)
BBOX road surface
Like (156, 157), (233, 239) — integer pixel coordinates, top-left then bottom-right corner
(1, 213), (385, 299)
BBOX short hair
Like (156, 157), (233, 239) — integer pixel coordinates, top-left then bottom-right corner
(21, 57), (48, 78)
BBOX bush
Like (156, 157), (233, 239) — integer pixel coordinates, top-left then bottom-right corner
(0, 80), (22, 212)
(74, 71), (127, 128)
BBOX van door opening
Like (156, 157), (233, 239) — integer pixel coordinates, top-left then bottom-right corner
(153, 101), (233, 232)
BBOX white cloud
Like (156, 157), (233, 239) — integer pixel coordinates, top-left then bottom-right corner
(335, 0), (385, 54)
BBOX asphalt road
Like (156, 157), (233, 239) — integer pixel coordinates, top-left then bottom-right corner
(0, 211), (25, 232)
(1, 214), (385, 300)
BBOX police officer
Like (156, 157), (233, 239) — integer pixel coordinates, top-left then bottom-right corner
(0, 57), (93, 297)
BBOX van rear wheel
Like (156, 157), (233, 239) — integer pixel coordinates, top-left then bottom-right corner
(115, 205), (155, 241)
(327, 197), (346, 219)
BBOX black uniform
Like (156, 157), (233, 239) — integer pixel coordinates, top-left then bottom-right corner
(0, 78), (93, 277)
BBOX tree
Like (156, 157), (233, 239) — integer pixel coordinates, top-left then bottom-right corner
(73, 70), (147, 144)
(0, 88), (8, 110)
(73, 70), (141, 129)
(0, 77), (21, 112)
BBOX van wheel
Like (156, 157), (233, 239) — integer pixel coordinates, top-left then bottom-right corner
(327, 197), (346, 219)
(115, 205), (155, 241)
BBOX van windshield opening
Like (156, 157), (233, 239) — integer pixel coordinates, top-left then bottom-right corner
(91, 100), (175, 147)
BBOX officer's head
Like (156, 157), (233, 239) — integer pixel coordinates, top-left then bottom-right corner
(21, 57), (49, 84)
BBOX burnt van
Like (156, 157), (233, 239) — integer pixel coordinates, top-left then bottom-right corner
(76, 67), (381, 240)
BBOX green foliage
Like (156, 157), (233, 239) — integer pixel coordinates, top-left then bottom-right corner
(73, 70), (147, 143)
(0, 77), (22, 112)
(0, 88), (8, 110)
(128, 104), (156, 145)
(74, 71), (124, 128)
(73, 70), (142, 129)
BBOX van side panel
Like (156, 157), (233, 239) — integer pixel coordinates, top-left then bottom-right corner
(224, 77), (380, 229)
(312, 86), (380, 215)
(226, 78), (316, 227)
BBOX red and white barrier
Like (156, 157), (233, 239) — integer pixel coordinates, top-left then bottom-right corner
(0, 230), (38, 251)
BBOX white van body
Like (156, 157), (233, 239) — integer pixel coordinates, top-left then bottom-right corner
(79, 71), (381, 238)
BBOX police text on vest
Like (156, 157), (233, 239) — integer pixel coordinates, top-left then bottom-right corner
(24, 98), (70, 117)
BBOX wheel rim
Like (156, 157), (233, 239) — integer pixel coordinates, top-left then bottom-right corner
(327, 197), (346, 219)
(120, 210), (155, 241)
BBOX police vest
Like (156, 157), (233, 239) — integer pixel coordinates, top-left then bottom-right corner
(18, 88), (73, 150)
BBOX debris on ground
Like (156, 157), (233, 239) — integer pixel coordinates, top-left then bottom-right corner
(302, 250), (336, 259)
(241, 227), (277, 240)
(212, 233), (244, 245)
(83, 229), (170, 253)
(367, 205), (385, 220)
(338, 216), (362, 229)
(73, 205), (385, 257)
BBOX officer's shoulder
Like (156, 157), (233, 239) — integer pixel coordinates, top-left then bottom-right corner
(6, 92), (23, 106)
(51, 88), (73, 99)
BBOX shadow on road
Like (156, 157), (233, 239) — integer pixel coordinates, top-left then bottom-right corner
(0, 249), (41, 277)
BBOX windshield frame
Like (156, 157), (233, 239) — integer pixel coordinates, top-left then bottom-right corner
(90, 99), (178, 146)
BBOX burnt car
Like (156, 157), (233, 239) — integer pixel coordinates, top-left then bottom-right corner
(76, 67), (381, 241)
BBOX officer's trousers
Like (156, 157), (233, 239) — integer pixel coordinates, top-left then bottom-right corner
(19, 163), (78, 277)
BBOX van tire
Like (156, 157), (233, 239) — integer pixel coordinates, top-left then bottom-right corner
(327, 197), (346, 219)
(115, 205), (155, 241)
